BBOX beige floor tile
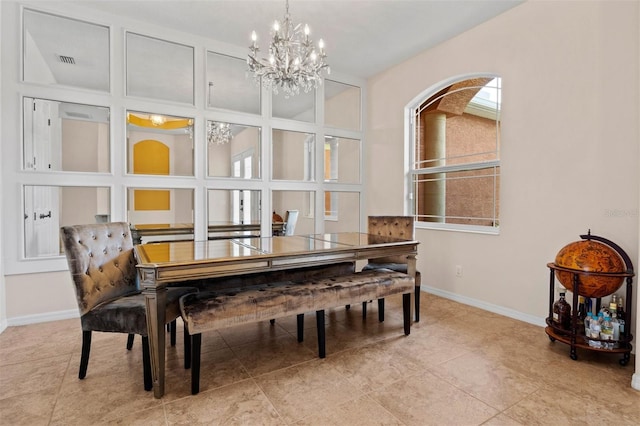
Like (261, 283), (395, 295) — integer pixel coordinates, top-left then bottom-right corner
(0, 293), (637, 426)
(428, 351), (541, 411)
(294, 394), (404, 425)
(164, 379), (282, 425)
(0, 354), (70, 400)
(0, 388), (57, 426)
(369, 369), (498, 426)
(102, 406), (168, 426)
(254, 360), (365, 424)
(231, 333), (317, 376)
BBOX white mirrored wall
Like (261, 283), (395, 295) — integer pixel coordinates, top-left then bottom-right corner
(12, 5), (364, 269)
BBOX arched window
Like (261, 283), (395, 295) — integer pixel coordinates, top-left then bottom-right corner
(408, 75), (501, 233)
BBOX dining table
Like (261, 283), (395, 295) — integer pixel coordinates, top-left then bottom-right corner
(134, 232), (419, 398)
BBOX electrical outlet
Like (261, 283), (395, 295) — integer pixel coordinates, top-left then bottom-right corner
(455, 265), (463, 277)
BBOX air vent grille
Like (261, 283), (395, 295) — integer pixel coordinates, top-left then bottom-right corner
(57, 55), (75, 64)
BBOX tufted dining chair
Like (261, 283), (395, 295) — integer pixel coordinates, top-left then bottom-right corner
(362, 216), (422, 322)
(60, 222), (197, 390)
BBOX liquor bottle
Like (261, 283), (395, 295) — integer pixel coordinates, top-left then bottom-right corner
(616, 296), (625, 320)
(577, 296), (586, 325)
(553, 292), (571, 330)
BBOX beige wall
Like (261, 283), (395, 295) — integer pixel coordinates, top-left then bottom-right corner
(367, 0), (639, 332)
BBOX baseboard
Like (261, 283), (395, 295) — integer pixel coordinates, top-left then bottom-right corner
(0, 319), (7, 334)
(422, 286), (548, 328)
(7, 309), (78, 327)
(632, 373), (640, 391)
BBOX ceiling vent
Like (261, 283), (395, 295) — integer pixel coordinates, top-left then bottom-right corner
(65, 111), (92, 119)
(57, 55), (76, 64)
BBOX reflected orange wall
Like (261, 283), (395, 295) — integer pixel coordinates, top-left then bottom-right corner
(133, 140), (170, 210)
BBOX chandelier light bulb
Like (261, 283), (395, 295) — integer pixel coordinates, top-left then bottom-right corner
(247, 0), (330, 97)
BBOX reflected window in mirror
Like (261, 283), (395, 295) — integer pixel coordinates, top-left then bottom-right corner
(126, 187), (193, 227)
(207, 52), (260, 114)
(126, 111), (194, 176)
(324, 191), (360, 232)
(23, 9), (109, 91)
(207, 122), (261, 178)
(272, 190), (315, 236)
(207, 189), (262, 239)
(272, 89), (315, 122)
(324, 136), (360, 184)
(272, 129), (314, 181)
(23, 185), (110, 258)
(325, 80), (361, 130)
(23, 98), (110, 172)
(126, 33), (194, 104)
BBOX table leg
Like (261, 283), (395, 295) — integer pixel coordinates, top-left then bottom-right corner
(139, 268), (167, 398)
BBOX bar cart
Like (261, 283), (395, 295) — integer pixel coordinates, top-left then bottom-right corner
(545, 232), (634, 365)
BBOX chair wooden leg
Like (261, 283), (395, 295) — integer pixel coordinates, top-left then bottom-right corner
(378, 298), (385, 322)
(126, 333), (134, 350)
(141, 336), (152, 391)
(184, 323), (191, 369)
(170, 319), (177, 346)
(79, 330), (92, 379)
(403, 293), (411, 335)
(362, 301), (367, 319)
(269, 319), (276, 325)
(297, 313), (304, 342)
(191, 334), (202, 395)
(316, 310), (326, 359)
(345, 304), (351, 310)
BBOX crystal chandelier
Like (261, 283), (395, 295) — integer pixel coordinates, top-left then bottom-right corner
(207, 121), (232, 145)
(248, 0), (330, 97)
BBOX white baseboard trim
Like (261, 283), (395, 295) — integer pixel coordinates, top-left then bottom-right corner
(422, 286), (547, 327)
(0, 319), (7, 334)
(632, 373), (640, 391)
(7, 309), (78, 327)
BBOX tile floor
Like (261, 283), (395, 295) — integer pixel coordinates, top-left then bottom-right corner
(0, 294), (638, 425)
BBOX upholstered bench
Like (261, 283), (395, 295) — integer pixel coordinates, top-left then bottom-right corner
(180, 269), (415, 394)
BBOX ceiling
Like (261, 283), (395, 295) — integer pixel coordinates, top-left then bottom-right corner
(69, 0), (523, 79)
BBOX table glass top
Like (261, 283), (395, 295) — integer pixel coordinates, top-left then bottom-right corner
(135, 233), (416, 266)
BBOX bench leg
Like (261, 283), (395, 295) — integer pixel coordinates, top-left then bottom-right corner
(415, 286), (420, 322)
(316, 310), (326, 359)
(403, 293), (411, 335)
(414, 271), (422, 322)
(270, 319), (276, 325)
(170, 319), (177, 346)
(297, 314), (304, 342)
(126, 333), (134, 350)
(191, 334), (202, 395)
(184, 323), (191, 370)
(378, 299), (385, 322)
(362, 301), (367, 319)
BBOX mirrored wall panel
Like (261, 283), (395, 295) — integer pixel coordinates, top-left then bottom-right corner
(127, 111), (194, 176)
(324, 136), (360, 184)
(23, 98), (110, 172)
(272, 129), (314, 181)
(126, 33), (194, 104)
(324, 80), (361, 130)
(272, 89), (315, 122)
(208, 122), (261, 178)
(23, 9), (109, 91)
(324, 191), (360, 233)
(23, 185), (110, 258)
(207, 52), (260, 114)
(272, 190), (315, 236)
(207, 189), (262, 239)
(126, 187), (193, 228)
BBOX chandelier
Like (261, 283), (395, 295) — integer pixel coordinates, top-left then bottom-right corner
(248, 0), (329, 97)
(207, 121), (232, 145)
